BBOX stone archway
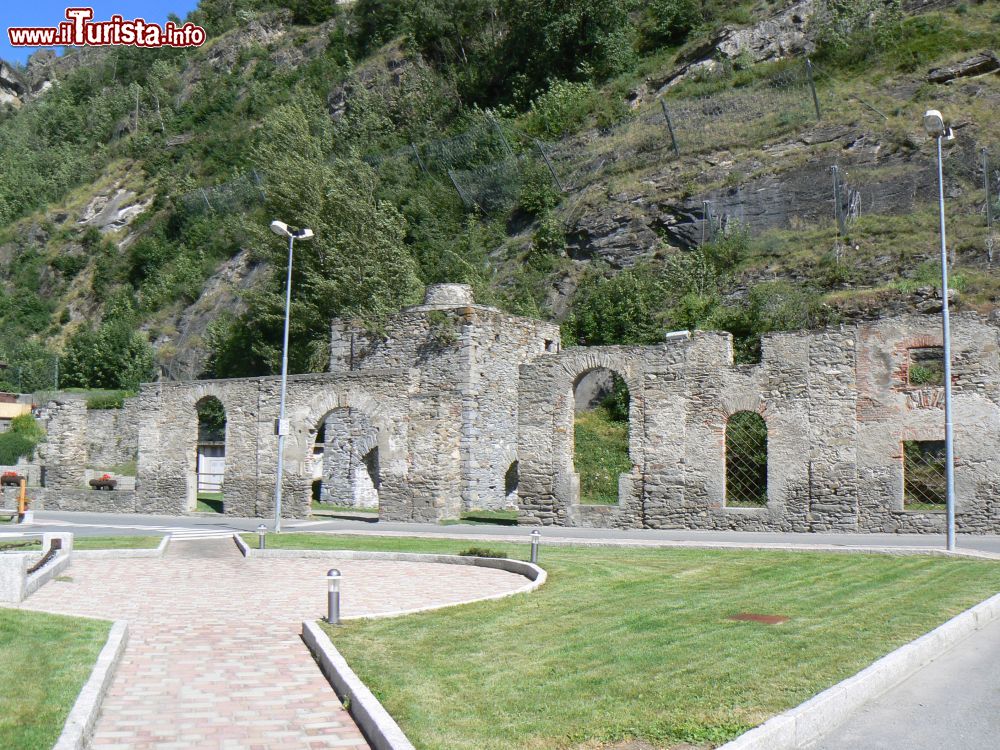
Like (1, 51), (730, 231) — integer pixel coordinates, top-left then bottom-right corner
(284, 388), (398, 519)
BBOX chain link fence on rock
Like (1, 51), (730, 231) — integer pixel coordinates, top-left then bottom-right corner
(176, 171), (265, 219)
(360, 56), (999, 260)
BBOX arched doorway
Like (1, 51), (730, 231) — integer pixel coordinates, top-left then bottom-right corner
(195, 396), (226, 513)
(572, 368), (631, 505)
(310, 407), (380, 514)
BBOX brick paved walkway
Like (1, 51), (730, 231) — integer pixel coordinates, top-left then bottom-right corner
(20, 539), (527, 749)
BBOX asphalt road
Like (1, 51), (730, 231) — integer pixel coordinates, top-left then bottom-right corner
(8, 510), (1000, 556)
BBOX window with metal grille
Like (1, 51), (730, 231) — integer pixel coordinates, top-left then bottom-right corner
(725, 411), (767, 507)
(903, 440), (946, 510)
(907, 347), (944, 387)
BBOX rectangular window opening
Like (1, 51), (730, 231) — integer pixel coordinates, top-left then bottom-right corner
(907, 347), (944, 387)
(903, 440), (946, 511)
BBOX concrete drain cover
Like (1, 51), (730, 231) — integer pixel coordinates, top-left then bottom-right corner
(727, 613), (789, 625)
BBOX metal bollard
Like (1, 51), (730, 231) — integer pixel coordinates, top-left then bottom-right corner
(257, 524), (267, 550)
(327, 568), (342, 625)
(530, 529), (540, 564)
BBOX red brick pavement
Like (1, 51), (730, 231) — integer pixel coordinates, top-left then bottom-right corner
(19, 539), (526, 749)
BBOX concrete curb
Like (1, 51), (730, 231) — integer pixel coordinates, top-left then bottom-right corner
(52, 620), (129, 750)
(719, 590), (1000, 750)
(302, 621), (415, 750)
(233, 534), (547, 619)
(74, 534), (171, 559)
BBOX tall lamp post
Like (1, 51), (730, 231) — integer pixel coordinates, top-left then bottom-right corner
(269, 219), (314, 532)
(923, 109), (956, 551)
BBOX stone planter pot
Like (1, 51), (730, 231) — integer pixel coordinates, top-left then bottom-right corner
(89, 479), (117, 491)
(0, 475), (24, 487)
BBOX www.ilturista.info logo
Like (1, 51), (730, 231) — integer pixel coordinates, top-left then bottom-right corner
(8, 7), (206, 49)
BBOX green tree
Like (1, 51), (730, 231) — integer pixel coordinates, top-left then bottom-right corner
(60, 295), (155, 390)
(211, 96), (422, 376)
(639, 0), (703, 51)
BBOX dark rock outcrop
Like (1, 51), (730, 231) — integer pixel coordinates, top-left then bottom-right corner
(927, 51), (999, 84)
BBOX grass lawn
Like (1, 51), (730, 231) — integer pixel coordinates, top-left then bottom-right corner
(196, 493), (224, 513)
(0, 608), (109, 749)
(260, 533), (1000, 750)
(574, 406), (631, 505)
(73, 536), (162, 550)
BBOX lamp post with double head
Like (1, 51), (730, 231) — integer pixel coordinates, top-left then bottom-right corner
(922, 109), (956, 551)
(269, 220), (314, 533)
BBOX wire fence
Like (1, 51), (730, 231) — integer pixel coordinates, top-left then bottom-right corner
(176, 171), (266, 218)
(168, 57), (1000, 261)
(903, 440), (946, 508)
(725, 411), (768, 507)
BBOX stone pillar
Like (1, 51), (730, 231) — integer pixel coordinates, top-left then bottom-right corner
(41, 401), (88, 490)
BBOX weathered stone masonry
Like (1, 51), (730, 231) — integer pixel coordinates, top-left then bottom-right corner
(517, 313), (1000, 533)
(23, 284), (1000, 533)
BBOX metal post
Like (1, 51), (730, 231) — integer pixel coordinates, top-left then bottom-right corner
(273, 233), (295, 533)
(660, 99), (680, 158)
(489, 114), (514, 159)
(983, 148), (992, 230)
(530, 529), (540, 564)
(411, 142), (428, 174)
(806, 59), (821, 121)
(447, 169), (472, 207)
(832, 165), (846, 236)
(327, 568), (341, 625)
(935, 134), (956, 551)
(533, 139), (564, 192)
(257, 523), (267, 550)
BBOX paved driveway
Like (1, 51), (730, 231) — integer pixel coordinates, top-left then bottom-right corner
(19, 540), (528, 749)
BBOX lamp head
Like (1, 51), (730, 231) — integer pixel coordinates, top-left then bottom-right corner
(294, 228), (314, 241)
(923, 109), (947, 137)
(270, 220), (290, 238)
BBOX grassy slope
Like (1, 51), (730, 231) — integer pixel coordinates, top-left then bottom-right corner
(260, 534), (1000, 749)
(0, 609), (109, 748)
(575, 406), (631, 505)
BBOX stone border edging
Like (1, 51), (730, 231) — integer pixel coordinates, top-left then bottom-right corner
(52, 620), (129, 750)
(267, 543), (546, 750)
(233, 534), (546, 619)
(719, 590), (1000, 750)
(74, 534), (171, 559)
(302, 621), (415, 750)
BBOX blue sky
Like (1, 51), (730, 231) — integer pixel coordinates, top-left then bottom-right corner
(2, 1), (202, 64)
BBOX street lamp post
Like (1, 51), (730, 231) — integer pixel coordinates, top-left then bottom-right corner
(923, 109), (956, 551)
(269, 220), (314, 533)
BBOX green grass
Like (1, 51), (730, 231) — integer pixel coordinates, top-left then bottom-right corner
(72, 536), (162, 550)
(88, 461), (137, 477)
(196, 493), (223, 513)
(248, 533), (1000, 750)
(574, 406), (631, 505)
(0, 609), (110, 749)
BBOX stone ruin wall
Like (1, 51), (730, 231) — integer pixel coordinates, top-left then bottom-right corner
(20, 277), (1000, 534)
(517, 313), (1000, 533)
(329, 284), (559, 512)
